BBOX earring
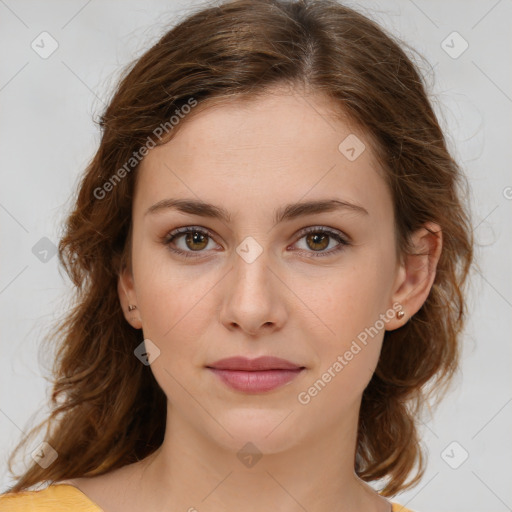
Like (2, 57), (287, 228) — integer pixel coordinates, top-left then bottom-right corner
(396, 309), (405, 320)
(128, 304), (137, 312)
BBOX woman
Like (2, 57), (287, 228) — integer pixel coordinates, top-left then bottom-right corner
(0, 0), (473, 511)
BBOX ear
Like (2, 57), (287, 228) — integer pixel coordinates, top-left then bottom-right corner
(386, 221), (442, 331)
(118, 264), (143, 330)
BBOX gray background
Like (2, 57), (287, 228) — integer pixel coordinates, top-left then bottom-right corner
(1, 1), (511, 511)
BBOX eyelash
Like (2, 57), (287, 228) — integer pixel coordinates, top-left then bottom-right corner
(162, 225), (350, 259)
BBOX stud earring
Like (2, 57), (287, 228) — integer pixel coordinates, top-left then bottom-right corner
(128, 304), (137, 312)
(396, 309), (405, 320)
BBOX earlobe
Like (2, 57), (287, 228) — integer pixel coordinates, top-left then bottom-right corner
(387, 222), (442, 331)
(117, 268), (143, 330)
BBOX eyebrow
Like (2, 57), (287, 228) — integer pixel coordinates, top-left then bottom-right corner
(145, 197), (368, 225)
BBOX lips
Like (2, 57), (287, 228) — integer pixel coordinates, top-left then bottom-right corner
(206, 356), (306, 393)
(206, 356), (304, 371)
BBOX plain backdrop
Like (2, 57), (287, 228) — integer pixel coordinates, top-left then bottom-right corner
(0, 1), (511, 511)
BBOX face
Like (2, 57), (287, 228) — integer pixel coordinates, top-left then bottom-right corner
(119, 86), (409, 454)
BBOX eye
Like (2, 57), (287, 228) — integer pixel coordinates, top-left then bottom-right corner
(291, 226), (350, 258)
(162, 225), (350, 259)
(163, 226), (219, 258)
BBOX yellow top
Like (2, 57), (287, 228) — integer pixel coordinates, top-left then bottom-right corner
(0, 483), (414, 511)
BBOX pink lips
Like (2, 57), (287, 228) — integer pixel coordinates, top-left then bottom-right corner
(206, 356), (305, 393)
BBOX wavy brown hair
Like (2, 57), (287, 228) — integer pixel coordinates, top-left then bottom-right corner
(4, 0), (473, 497)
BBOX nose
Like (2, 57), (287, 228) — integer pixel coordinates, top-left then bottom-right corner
(219, 245), (287, 336)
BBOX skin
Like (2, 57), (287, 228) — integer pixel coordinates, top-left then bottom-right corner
(60, 84), (442, 512)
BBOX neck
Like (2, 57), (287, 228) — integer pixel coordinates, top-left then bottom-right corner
(134, 401), (391, 512)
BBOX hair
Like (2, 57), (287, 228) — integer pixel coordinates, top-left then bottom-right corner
(5, 0), (473, 497)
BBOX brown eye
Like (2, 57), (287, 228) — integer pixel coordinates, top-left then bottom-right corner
(164, 226), (218, 258)
(305, 232), (330, 251)
(184, 231), (209, 251)
(293, 227), (350, 258)
(164, 225), (350, 260)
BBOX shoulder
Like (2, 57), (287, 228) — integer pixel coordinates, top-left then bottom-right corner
(391, 503), (416, 512)
(0, 483), (103, 511)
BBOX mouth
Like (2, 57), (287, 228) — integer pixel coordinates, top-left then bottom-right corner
(206, 356), (306, 393)
(207, 356), (304, 371)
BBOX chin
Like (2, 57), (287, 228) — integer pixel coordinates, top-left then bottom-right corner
(204, 407), (307, 456)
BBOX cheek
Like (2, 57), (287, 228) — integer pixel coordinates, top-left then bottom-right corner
(293, 249), (395, 394)
(294, 277), (385, 414)
(133, 260), (218, 406)
(299, 257), (392, 345)
(132, 243), (218, 356)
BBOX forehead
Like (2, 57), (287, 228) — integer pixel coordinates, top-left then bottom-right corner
(135, 88), (391, 221)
